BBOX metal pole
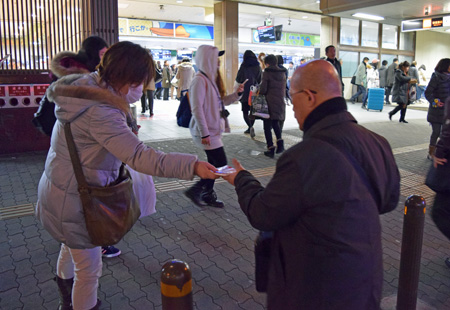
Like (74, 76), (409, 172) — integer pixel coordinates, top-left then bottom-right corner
(161, 259), (193, 310)
(397, 195), (426, 310)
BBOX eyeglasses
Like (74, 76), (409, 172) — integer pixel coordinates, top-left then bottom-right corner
(290, 89), (317, 97)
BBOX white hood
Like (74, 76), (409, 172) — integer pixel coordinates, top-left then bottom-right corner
(195, 45), (219, 82)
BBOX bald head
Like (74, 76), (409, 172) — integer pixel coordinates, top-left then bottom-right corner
(291, 59), (342, 101)
(289, 60), (344, 130)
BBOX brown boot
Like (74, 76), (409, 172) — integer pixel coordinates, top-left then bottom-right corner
(428, 145), (436, 160)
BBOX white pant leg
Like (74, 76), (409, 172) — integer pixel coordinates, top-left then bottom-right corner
(70, 246), (102, 310)
(57, 243), (75, 279)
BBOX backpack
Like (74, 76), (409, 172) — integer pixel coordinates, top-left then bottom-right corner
(32, 94), (57, 136)
(176, 92), (192, 128)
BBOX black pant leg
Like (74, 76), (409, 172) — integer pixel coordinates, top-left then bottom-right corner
(200, 147), (228, 192)
(271, 120), (282, 140)
(147, 90), (154, 114)
(263, 119), (274, 147)
(430, 123), (442, 146)
(140, 93), (146, 112)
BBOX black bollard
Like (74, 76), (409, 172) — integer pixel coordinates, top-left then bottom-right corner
(161, 259), (193, 310)
(397, 195), (426, 310)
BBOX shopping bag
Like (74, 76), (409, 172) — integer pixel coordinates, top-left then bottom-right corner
(127, 166), (157, 218)
(250, 88), (270, 119)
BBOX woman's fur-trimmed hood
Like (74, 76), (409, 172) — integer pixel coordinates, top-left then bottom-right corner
(47, 73), (130, 123)
(50, 51), (90, 78)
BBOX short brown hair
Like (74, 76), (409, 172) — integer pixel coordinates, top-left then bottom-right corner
(435, 58), (450, 73)
(97, 41), (154, 91)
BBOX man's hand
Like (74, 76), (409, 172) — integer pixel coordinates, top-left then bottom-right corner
(222, 158), (245, 186)
(434, 156), (447, 168)
(201, 136), (211, 146)
(194, 161), (219, 179)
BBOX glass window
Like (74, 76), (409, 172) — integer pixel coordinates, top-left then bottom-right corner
(340, 51), (359, 77)
(360, 52), (378, 64)
(381, 54), (398, 66)
(400, 32), (414, 50)
(340, 18), (359, 46)
(382, 24), (398, 49)
(361, 21), (378, 47)
(398, 56), (413, 64)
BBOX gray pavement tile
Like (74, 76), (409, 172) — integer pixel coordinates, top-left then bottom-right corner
(193, 290), (221, 310)
(203, 264), (233, 285)
(108, 292), (131, 310)
(237, 297), (266, 310)
(226, 268), (254, 290)
(17, 274), (39, 297)
(213, 295), (245, 310)
(117, 279), (146, 302)
(21, 292), (44, 310)
(140, 282), (161, 308)
(220, 280), (253, 304)
(129, 296), (155, 310)
(11, 245), (30, 262)
(0, 241), (12, 258)
(0, 288), (23, 309)
(99, 274), (123, 298)
(0, 270), (19, 291)
(196, 277), (228, 300)
(12, 259), (33, 279)
(32, 262), (54, 283)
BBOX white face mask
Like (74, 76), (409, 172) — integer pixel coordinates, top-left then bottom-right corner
(124, 85), (143, 103)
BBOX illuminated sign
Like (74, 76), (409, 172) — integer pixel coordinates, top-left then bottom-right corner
(403, 15), (449, 32)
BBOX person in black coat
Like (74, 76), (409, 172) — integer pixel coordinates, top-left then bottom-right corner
(259, 55), (286, 158)
(223, 60), (400, 310)
(325, 45), (344, 95)
(235, 50), (262, 138)
(388, 61), (417, 123)
(385, 58), (398, 104)
(425, 58), (450, 159)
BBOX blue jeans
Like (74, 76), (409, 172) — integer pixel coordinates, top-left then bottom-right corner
(351, 85), (366, 102)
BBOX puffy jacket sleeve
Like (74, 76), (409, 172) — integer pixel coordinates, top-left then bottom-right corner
(189, 76), (210, 137)
(425, 73), (438, 104)
(235, 66), (245, 83)
(89, 106), (197, 180)
(223, 92), (240, 106)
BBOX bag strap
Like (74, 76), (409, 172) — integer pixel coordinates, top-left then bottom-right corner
(64, 122), (90, 192)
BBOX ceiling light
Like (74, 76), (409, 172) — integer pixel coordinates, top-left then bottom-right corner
(316, 0), (320, 3)
(176, 0), (183, 3)
(118, 3), (129, 9)
(302, 16), (308, 19)
(352, 13), (385, 21)
(266, 11), (272, 14)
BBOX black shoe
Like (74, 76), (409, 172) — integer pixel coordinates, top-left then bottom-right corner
(55, 276), (74, 310)
(184, 186), (207, 207)
(350, 98), (356, 104)
(250, 127), (255, 138)
(244, 128), (251, 134)
(400, 120), (408, 123)
(264, 146), (276, 158)
(102, 246), (121, 258)
(388, 113), (392, 121)
(150, 112), (154, 117)
(445, 258), (450, 269)
(361, 104), (366, 109)
(276, 139), (285, 154)
(202, 190), (224, 208)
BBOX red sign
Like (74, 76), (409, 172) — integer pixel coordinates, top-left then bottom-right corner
(33, 84), (49, 96)
(0, 86), (5, 97)
(8, 85), (31, 96)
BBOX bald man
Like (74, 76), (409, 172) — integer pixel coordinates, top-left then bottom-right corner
(224, 60), (400, 309)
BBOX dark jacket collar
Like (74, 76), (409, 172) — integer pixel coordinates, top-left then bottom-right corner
(303, 97), (351, 134)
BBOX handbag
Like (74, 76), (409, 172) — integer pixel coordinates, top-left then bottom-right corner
(176, 91), (192, 128)
(250, 89), (270, 119)
(425, 161), (450, 193)
(64, 123), (141, 246)
(171, 76), (178, 87)
(32, 94), (57, 136)
(350, 75), (357, 85)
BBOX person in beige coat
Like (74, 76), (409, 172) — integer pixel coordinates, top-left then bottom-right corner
(36, 42), (217, 310)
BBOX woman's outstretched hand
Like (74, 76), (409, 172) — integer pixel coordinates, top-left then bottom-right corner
(434, 156), (447, 168)
(222, 158), (245, 186)
(194, 161), (219, 179)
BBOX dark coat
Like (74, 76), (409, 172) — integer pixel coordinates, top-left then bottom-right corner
(392, 69), (412, 104)
(386, 62), (398, 87)
(236, 62), (262, 105)
(435, 98), (450, 159)
(327, 57), (344, 89)
(425, 72), (450, 124)
(378, 65), (388, 88)
(162, 66), (171, 88)
(234, 107), (400, 310)
(259, 65), (286, 120)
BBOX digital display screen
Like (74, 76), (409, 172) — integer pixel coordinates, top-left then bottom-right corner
(257, 25), (276, 43)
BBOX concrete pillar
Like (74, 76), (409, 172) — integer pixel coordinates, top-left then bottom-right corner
(214, 1), (239, 93)
(320, 16), (340, 58)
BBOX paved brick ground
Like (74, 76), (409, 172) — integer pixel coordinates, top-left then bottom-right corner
(1, 110), (450, 309)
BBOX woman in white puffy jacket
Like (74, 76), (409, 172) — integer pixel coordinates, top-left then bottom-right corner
(36, 41), (217, 310)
